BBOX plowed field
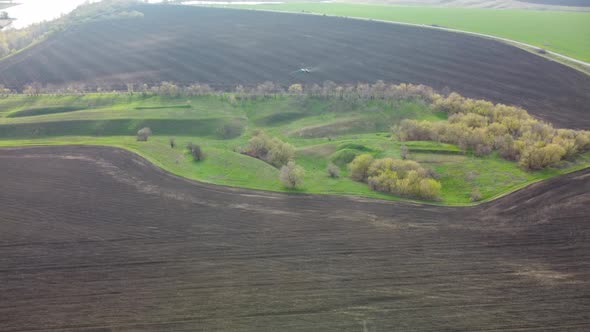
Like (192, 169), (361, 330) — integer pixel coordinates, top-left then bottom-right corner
(1, 145), (589, 331)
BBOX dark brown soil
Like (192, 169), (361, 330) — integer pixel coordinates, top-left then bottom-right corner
(1, 145), (589, 331)
(0, 5), (589, 128)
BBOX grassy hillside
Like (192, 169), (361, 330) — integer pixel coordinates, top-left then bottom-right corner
(0, 92), (588, 205)
(228, 3), (590, 62)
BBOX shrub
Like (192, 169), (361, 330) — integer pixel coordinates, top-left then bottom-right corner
(190, 144), (204, 161)
(245, 132), (272, 159)
(136, 127), (152, 141)
(217, 123), (243, 139)
(396, 119), (435, 141)
(470, 187), (483, 202)
(288, 83), (303, 94)
(417, 178), (442, 200)
(186, 142), (204, 161)
(330, 149), (359, 166)
(400, 144), (409, 160)
(244, 131), (294, 167)
(475, 144), (493, 156)
(519, 143), (565, 170)
(280, 161), (305, 189)
(497, 134), (520, 161)
(326, 162), (340, 178)
(267, 141), (295, 167)
(348, 154), (374, 182)
(361, 157), (441, 200)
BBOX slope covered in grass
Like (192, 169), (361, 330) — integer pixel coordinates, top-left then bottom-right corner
(0, 91), (588, 204)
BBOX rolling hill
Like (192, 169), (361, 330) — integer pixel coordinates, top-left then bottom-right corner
(0, 4), (589, 128)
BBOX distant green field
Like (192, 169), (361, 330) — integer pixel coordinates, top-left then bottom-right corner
(228, 3), (590, 62)
(0, 93), (588, 205)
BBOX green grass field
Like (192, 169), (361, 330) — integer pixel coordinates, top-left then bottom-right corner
(227, 3), (590, 62)
(0, 93), (587, 205)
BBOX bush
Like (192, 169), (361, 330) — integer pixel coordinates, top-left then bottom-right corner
(400, 144), (409, 160)
(330, 149), (359, 166)
(186, 142), (204, 161)
(470, 187), (483, 202)
(280, 161), (305, 189)
(360, 157), (441, 200)
(348, 154), (374, 182)
(191, 145), (204, 161)
(136, 127), (152, 141)
(267, 141), (295, 167)
(245, 131), (272, 159)
(417, 178), (442, 200)
(326, 162), (340, 178)
(244, 131), (294, 167)
(519, 143), (565, 170)
(217, 123), (243, 139)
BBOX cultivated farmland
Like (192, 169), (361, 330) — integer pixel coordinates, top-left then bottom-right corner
(1, 5), (589, 128)
(1, 3), (589, 330)
(236, 2), (590, 62)
(1, 145), (589, 331)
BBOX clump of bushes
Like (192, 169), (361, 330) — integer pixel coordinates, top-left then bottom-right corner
(280, 161), (305, 189)
(393, 92), (590, 170)
(243, 130), (295, 167)
(217, 123), (244, 139)
(349, 154), (441, 200)
(348, 154), (374, 182)
(136, 127), (152, 141)
(186, 142), (204, 161)
(330, 149), (359, 166)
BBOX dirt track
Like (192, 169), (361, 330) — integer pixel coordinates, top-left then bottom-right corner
(0, 5), (589, 128)
(1, 145), (589, 331)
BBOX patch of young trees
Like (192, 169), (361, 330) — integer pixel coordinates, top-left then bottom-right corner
(243, 130), (295, 168)
(393, 92), (590, 170)
(348, 154), (442, 200)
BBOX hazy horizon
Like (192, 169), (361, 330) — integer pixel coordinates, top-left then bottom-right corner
(5, 0), (163, 28)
